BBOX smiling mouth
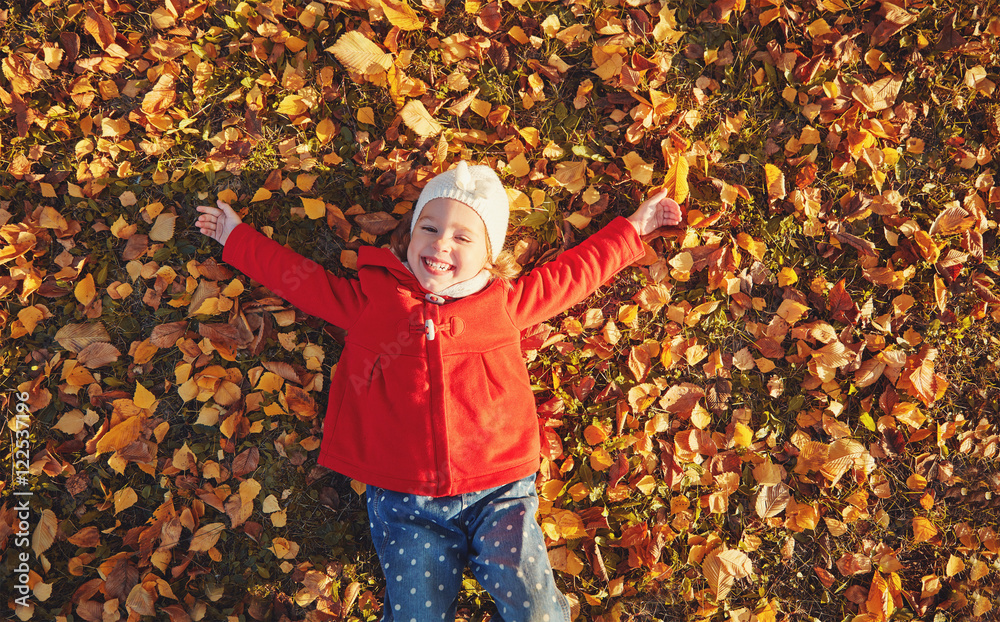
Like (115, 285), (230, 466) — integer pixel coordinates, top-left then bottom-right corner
(422, 257), (454, 274)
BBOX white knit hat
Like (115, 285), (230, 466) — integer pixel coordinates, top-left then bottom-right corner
(411, 161), (509, 261)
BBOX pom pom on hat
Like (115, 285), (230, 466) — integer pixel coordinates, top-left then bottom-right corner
(411, 161), (509, 261)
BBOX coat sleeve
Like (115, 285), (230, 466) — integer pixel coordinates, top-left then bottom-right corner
(221, 223), (366, 328)
(506, 216), (646, 329)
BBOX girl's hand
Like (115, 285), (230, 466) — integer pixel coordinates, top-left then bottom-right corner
(627, 189), (683, 237)
(196, 200), (242, 246)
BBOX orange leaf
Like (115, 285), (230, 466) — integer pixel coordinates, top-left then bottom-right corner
(75, 273), (96, 305)
(95, 415), (145, 454)
(114, 487), (139, 514)
(866, 570), (894, 621)
(912, 516), (938, 543)
(84, 6), (118, 50)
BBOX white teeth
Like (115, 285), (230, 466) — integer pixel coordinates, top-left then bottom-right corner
(424, 258), (452, 272)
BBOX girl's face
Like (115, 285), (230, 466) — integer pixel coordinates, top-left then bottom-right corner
(407, 198), (489, 293)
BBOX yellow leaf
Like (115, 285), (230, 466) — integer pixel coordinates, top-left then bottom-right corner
(778, 267), (798, 286)
(663, 154), (689, 204)
(509, 153), (530, 177)
(733, 422), (753, 448)
(114, 487), (138, 514)
(379, 0), (425, 31)
(866, 570), (895, 621)
(945, 555), (965, 577)
(172, 441), (197, 470)
(302, 198), (326, 219)
(54, 409), (87, 434)
(284, 35), (307, 53)
(251, 187), (272, 202)
(764, 163), (786, 199)
(296, 174), (317, 192)
(326, 31), (393, 75)
(277, 95), (308, 116)
(32, 509), (57, 556)
(316, 118), (335, 144)
(623, 151), (653, 185)
(357, 106), (375, 125)
(134, 383), (156, 410)
(149, 212), (176, 242)
(75, 273), (96, 306)
(189, 523), (225, 552)
(553, 161), (587, 194)
(269, 536), (300, 559)
(736, 232), (767, 260)
(400, 99), (443, 138)
(776, 299), (809, 324)
(217, 188), (238, 205)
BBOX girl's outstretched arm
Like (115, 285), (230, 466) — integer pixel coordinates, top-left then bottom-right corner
(196, 200), (242, 245)
(626, 189), (683, 237)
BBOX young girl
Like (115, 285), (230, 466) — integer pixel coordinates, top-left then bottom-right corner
(196, 161), (682, 622)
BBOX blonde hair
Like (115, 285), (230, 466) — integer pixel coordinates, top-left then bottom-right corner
(389, 212), (520, 284)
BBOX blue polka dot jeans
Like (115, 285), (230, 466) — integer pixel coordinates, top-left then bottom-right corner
(366, 474), (572, 622)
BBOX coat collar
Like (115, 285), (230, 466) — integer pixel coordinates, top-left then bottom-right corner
(357, 246), (492, 299)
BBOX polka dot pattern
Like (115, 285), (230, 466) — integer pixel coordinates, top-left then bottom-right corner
(364, 475), (570, 621)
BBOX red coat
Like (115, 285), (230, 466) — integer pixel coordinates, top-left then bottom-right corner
(222, 217), (645, 496)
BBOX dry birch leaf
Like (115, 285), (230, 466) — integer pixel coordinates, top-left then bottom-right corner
(400, 99), (443, 137)
(327, 31), (393, 75)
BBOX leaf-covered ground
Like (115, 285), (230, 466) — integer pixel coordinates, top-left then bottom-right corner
(2, 0), (999, 620)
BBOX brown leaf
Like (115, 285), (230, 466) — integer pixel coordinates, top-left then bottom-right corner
(77, 342), (122, 368)
(929, 205), (975, 236)
(148, 36), (191, 60)
(125, 582), (157, 616)
(76, 600), (103, 622)
(354, 211), (399, 235)
(658, 383), (704, 415)
(150, 321), (187, 348)
(68, 526), (101, 547)
(232, 447), (260, 478)
(149, 212), (177, 242)
(105, 558), (139, 602)
(871, 4), (916, 46)
(199, 322), (251, 350)
(836, 552), (871, 576)
(476, 2), (501, 32)
(55, 322), (111, 353)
